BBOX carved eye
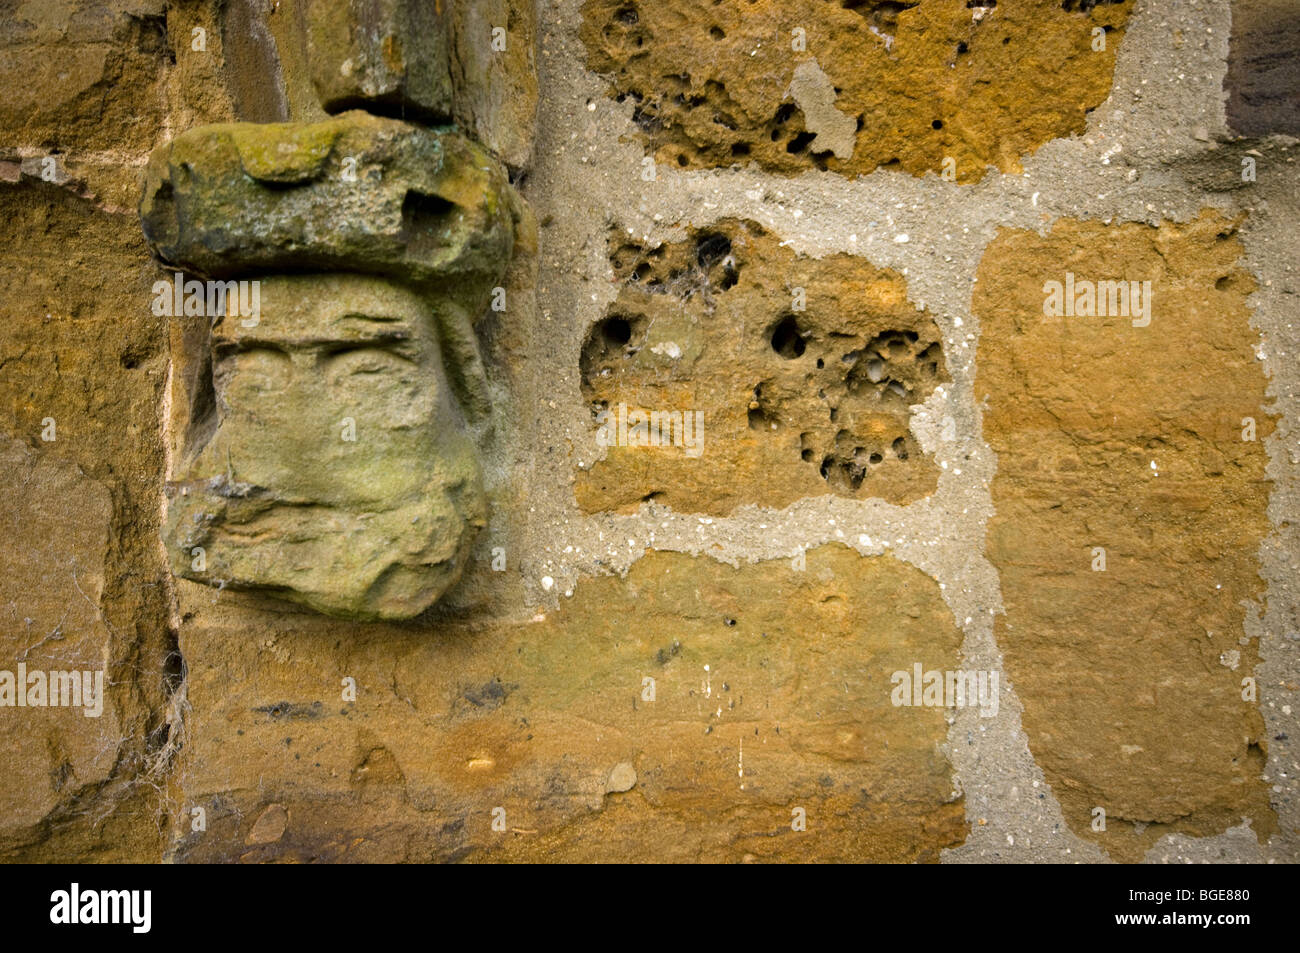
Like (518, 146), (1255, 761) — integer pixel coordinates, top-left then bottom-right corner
(228, 346), (291, 392)
(324, 343), (412, 375)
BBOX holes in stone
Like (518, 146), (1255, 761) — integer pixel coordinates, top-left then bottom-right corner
(120, 345), (148, 370)
(605, 6), (647, 55)
(787, 131), (817, 154)
(844, 329), (945, 404)
(1060, 0), (1122, 11)
(696, 232), (732, 269)
(400, 191), (456, 256)
(771, 315), (807, 358)
(918, 342), (942, 375)
(602, 316), (632, 347)
(824, 456), (866, 491)
(632, 106), (662, 133)
(580, 310), (647, 402)
(956, 41), (968, 54)
(748, 382), (778, 430)
(769, 315), (946, 494)
(710, 26), (726, 40)
(677, 154), (688, 166)
(731, 142), (751, 157)
(932, 119), (944, 130)
(588, 225), (949, 504)
(843, 0), (919, 31)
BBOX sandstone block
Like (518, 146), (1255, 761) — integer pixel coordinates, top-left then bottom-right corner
(305, 0), (454, 121)
(976, 211), (1276, 861)
(0, 438), (121, 834)
(447, 0), (539, 173)
(580, 0), (1133, 182)
(168, 547), (967, 862)
(576, 220), (948, 515)
(1225, 0), (1300, 136)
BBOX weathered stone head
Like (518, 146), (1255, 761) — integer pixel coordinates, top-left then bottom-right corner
(164, 276), (487, 619)
(141, 113), (520, 619)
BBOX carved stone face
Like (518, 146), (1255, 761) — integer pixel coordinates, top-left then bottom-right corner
(165, 275), (486, 620)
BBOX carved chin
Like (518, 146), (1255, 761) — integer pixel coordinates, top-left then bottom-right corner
(165, 464), (487, 621)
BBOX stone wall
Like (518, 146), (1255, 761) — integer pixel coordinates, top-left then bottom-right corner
(0, 0), (1296, 863)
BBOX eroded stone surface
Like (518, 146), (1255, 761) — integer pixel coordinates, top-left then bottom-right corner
(976, 211), (1276, 861)
(0, 181), (172, 862)
(221, 0), (539, 172)
(0, 438), (120, 832)
(576, 220), (947, 515)
(580, 0), (1132, 182)
(305, 0), (454, 121)
(165, 275), (487, 621)
(168, 546), (967, 862)
(0, 0), (172, 208)
(446, 0), (539, 174)
(139, 111), (520, 300)
(1225, 0), (1300, 136)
